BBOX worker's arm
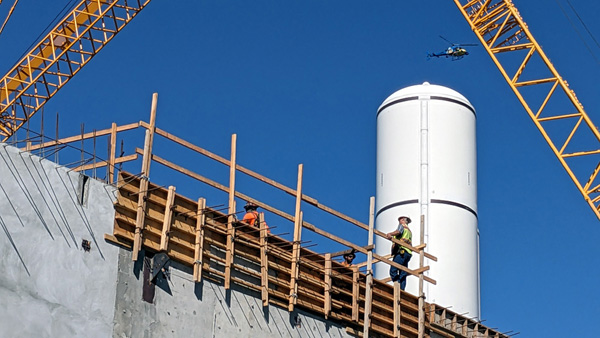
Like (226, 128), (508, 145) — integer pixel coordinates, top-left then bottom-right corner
(386, 226), (403, 239)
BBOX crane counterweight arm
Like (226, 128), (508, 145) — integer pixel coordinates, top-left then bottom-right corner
(453, 0), (600, 220)
(0, 0), (151, 142)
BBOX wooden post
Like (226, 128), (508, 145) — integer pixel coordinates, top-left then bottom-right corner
(393, 282), (402, 337)
(108, 122), (117, 184)
(225, 134), (237, 290)
(193, 197), (206, 282)
(132, 93), (158, 261)
(324, 253), (332, 319)
(418, 214), (426, 338)
(352, 265), (359, 322)
(259, 212), (269, 306)
(288, 164), (303, 311)
(159, 185), (176, 251)
(362, 196), (375, 337)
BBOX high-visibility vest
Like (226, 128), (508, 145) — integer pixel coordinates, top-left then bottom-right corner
(396, 225), (412, 255)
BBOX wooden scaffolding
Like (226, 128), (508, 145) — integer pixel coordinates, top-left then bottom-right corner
(19, 93), (510, 338)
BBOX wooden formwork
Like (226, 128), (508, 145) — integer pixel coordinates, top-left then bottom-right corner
(105, 171), (508, 338)
(19, 93), (509, 338)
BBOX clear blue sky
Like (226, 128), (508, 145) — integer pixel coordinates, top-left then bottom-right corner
(2, 1), (600, 336)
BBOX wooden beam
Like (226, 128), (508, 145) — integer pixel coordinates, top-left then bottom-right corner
(152, 126), (437, 261)
(288, 164), (303, 311)
(363, 197), (375, 338)
(324, 253), (332, 319)
(132, 93), (157, 261)
(159, 185), (176, 251)
(352, 266), (359, 322)
(132, 130), (151, 261)
(418, 214), (426, 338)
(108, 122), (117, 184)
(330, 244), (373, 258)
(225, 134), (237, 290)
(25, 122), (141, 152)
(260, 212), (269, 307)
(394, 282), (402, 337)
(193, 197), (206, 282)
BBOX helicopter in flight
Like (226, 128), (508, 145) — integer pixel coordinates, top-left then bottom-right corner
(427, 36), (478, 61)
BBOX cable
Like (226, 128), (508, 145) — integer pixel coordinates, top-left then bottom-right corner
(565, 0), (600, 50)
(0, 0), (19, 37)
(555, 0), (600, 66)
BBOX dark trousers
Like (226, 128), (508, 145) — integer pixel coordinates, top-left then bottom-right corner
(390, 251), (412, 290)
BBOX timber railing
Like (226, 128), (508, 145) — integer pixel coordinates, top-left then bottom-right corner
(14, 93), (509, 338)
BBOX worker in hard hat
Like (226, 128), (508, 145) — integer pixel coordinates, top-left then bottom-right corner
(341, 251), (356, 267)
(386, 216), (413, 290)
(242, 202), (269, 231)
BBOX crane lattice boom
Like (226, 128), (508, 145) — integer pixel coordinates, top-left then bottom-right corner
(0, 0), (151, 141)
(453, 0), (600, 220)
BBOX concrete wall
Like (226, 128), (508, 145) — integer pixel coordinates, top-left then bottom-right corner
(0, 143), (352, 338)
(113, 247), (353, 338)
(0, 143), (121, 337)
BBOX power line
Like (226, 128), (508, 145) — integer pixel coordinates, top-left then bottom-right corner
(555, 0), (600, 66)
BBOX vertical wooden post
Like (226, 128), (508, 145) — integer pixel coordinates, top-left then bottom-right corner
(159, 185), (176, 251)
(288, 164), (303, 311)
(132, 93), (158, 261)
(193, 197), (206, 282)
(108, 122), (117, 184)
(259, 212), (269, 307)
(362, 196), (375, 337)
(418, 214), (426, 338)
(324, 253), (332, 319)
(225, 134), (237, 290)
(393, 282), (402, 337)
(352, 265), (359, 322)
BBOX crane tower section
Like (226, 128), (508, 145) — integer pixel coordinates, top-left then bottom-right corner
(453, 0), (600, 220)
(0, 0), (151, 142)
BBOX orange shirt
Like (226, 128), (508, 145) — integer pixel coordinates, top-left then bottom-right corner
(243, 211), (259, 226)
(243, 211), (270, 231)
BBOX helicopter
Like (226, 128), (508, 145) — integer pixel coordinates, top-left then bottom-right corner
(427, 36), (478, 61)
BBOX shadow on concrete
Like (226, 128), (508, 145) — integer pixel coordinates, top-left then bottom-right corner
(194, 280), (204, 301)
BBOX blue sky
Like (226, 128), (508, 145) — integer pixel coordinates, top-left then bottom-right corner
(2, 1), (600, 336)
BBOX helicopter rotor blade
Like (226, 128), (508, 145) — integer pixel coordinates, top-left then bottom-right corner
(439, 35), (452, 44)
(460, 43), (479, 46)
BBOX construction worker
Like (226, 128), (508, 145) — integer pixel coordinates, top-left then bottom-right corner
(341, 251), (355, 267)
(386, 216), (413, 291)
(242, 202), (269, 231)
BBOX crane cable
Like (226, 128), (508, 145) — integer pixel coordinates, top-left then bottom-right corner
(0, 0), (19, 37)
(555, 0), (600, 66)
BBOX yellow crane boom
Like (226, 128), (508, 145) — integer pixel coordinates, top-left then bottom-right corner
(453, 0), (600, 220)
(0, 0), (151, 141)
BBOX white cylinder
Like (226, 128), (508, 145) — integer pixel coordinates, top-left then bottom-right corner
(375, 82), (480, 318)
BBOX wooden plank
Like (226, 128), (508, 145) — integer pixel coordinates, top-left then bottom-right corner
(260, 212), (269, 306)
(288, 164), (303, 311)
(363, 197), (375, 338)
(352, 266), (359, 322)
(153, 126), (436, 262)
(25, 122), (141, 152)
(131, 93), (157, 261)
(159, 185), (176, 251)
(132, 129), (151, 261)
(324, 253), (332, 319)
(394, 282), (401, 337)
(193, 197), (206, 282)
(108, 122), (116, 184)
(418, 214), (426, 338)
(225, 134), (237, 290)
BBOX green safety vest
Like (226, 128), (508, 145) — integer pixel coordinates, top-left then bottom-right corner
(395, 226), (412, 255)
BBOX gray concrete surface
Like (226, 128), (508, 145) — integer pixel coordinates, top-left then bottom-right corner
(0, 143), (353, 338)
(0, 143), (120, 338)
(113, 248), (352, 338)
